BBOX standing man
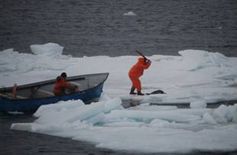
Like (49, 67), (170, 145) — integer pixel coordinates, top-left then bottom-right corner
(128, 57), (151, 95)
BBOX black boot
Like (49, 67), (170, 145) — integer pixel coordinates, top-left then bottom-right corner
(137, 91), (144, 96)
(129, 86), (136, 95)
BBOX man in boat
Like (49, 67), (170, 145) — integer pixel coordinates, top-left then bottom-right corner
(53, 72), (78, 96)
(128, 57), (151, 95)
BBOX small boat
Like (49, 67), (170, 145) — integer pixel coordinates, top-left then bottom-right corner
(0, 73), (109, 114)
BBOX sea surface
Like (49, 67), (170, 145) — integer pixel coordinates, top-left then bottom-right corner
(0, 0), (237, 57)
(1, 1), (237, 155)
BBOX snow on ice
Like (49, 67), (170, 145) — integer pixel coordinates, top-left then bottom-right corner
(1, 43), (237, 153)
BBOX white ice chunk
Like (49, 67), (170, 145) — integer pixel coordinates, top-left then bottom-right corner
(123, 11), (136, 16)
(30, 43), (64, 57)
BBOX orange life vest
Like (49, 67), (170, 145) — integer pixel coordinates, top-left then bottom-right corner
(53, 79), (71, 96)
(128, 57), (151, 91)
(128, 57), (151, 78)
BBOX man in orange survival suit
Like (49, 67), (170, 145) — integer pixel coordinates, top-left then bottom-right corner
(128, 57), (151, 95)
(53, 72), (78, 96)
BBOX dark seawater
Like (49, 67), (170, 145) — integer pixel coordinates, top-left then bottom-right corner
(0, 0), (237, 57)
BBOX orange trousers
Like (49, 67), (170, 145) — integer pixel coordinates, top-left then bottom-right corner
(129, 75), (141, 91)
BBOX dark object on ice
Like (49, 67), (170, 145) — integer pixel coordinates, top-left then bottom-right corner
(0, 73), (109, 114)
(146, 90), (166, 95)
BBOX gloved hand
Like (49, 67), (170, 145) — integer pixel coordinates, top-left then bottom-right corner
(145, 59), (151, 64)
